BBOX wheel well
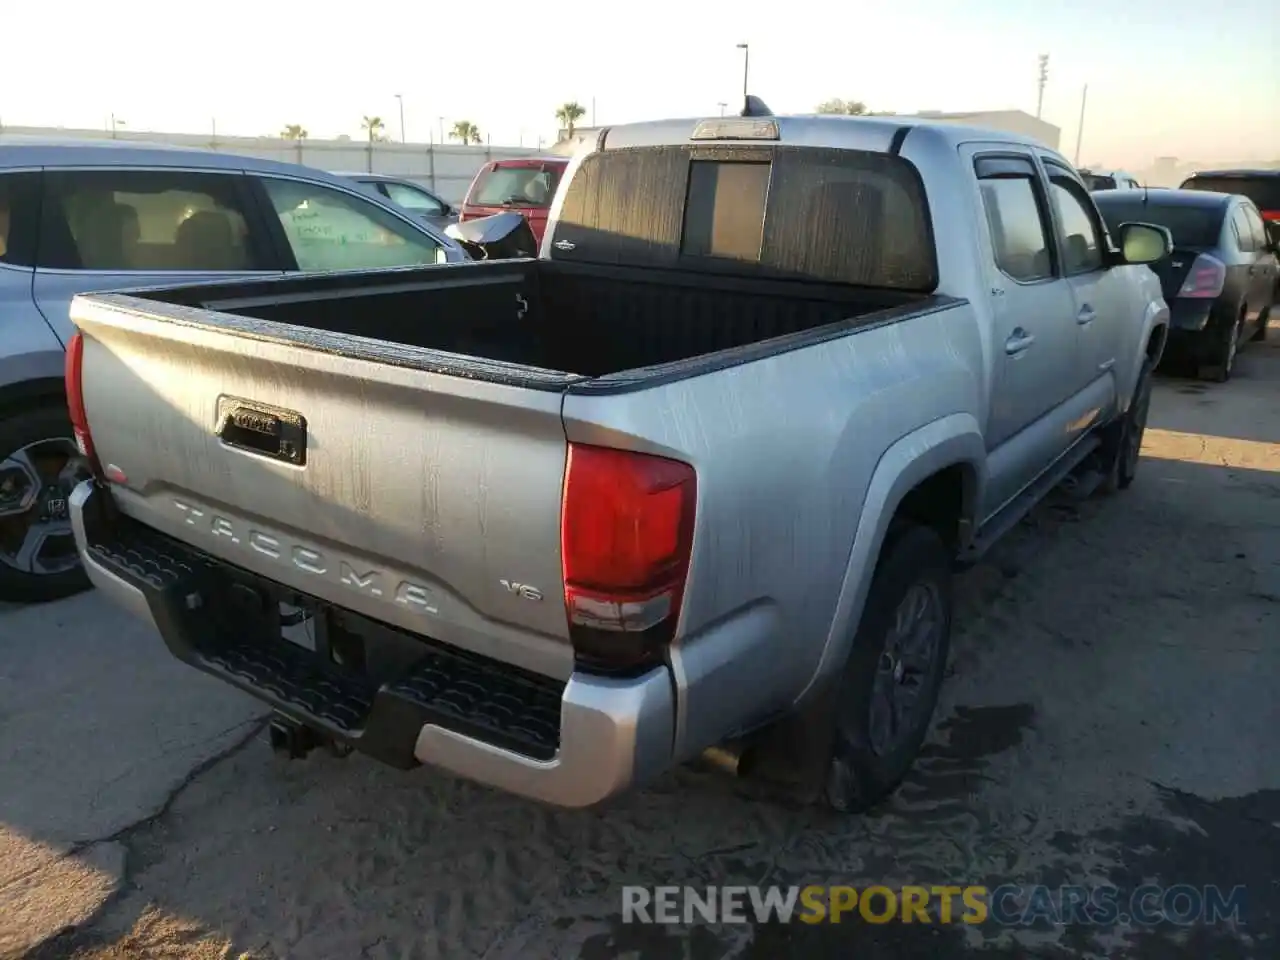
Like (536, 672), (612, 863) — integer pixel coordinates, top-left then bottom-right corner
(0, 378), (66, 420)
(892, 463), (973, 554)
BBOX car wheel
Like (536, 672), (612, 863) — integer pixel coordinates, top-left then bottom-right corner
(0, 405), (94, 603)
(1200, 312), (1244, 382)
(822, 523), (952, 814)
(1098, 360), (1154, 494)
(1251, 306), (1270, 342)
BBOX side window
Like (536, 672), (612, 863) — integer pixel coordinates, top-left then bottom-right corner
(382, 182), (445, 216)
(38, 170), (261, 272)
(0, 172), (41, 267)
(977, 172), (1054, 283)
(1231, 207), (1258, 252)
(1243, 206), (1268, 251)
(1046, 170), (1105, 274)
(260, 178), (442, 273)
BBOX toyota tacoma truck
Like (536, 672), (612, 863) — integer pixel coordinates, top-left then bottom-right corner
(65, 113), (1172, 813)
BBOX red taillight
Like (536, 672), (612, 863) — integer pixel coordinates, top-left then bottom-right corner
(561, 443), (696, 674)
(64, 332), (102, 475)
(1176, 253), (1227, 299)
(1259, 210), (1280, 224)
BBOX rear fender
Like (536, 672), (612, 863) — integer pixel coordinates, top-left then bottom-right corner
(790, 413), (985, 711)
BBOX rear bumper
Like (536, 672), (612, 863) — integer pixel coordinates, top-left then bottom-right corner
(70, 480), (675, 808)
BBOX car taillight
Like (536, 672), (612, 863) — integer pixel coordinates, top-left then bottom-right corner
(1259, 209), (1280, 224)
(64, 332), (103, 476)
(1176, 253), (1227, 299)
(561, 443), (697, 675)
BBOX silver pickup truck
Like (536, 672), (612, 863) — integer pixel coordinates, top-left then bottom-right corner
(66, 114), (1172, 813)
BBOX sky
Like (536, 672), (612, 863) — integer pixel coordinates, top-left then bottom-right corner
(5, 0), (1278, 167)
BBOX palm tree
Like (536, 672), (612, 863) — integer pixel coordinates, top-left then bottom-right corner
(449, 120), (482, 145)
(362, 115), (385, 171)
(280, 123), (308, 164)
(555, 102), (587, 140)
(816, 98), (868, 116)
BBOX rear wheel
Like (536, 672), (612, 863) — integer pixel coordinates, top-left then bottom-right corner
(1252, 306), (1270, 342)
(822, 523), (952, 814)
(1199, 311), (1244, 382)
(0, 405), (93, 603)
(1098, 360), (1154, 494)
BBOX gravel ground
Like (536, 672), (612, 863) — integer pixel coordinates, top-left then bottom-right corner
(2, 335), (1277, 960)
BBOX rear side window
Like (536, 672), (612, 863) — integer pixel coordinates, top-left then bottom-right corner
(1242, 205), (1268, 250)
(1230, 207), (1256, 252)
(38, 170), (263, 272)
(1082, 174), (1117, 191)
(552, 145), (937, 291)
(469, 164), (561, 208)
(0, 172), (41, 267)
(1182, 176), (1280, 214)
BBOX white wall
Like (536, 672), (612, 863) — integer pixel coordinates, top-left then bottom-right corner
(0, 125), (542, 205)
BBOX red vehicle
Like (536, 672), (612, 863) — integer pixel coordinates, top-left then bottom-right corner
(458, 157), (569, 247)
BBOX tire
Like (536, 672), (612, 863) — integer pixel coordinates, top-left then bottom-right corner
(0, 404), (93, 603)
(1199, 311), (1244, 382)
(1252, 306), (1270, 342)
(822, 523), (952, 814)
(1098, 360), (1154, 495)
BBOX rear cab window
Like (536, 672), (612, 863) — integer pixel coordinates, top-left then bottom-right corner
(549, 144), (936, 291)
(468, 163), (563, 209)
(37, 170), (266, 271)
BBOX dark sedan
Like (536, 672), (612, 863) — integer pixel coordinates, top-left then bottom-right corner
(1094, 188), (1278, 381)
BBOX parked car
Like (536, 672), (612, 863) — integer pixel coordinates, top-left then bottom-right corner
(66, 113), (1171, 812)
(1079, 168), (1142, 191)
(458, 157), (569, 247)
(1179, 169), (1280, 224)
(336, 172), (458, 230)
(0, 137), (470, 603)
(1093, 188), (1277, 380)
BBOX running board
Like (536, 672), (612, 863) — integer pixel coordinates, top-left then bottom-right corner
(960, 436), (1101, 563)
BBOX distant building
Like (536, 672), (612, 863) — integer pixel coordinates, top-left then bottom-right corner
(910, 110), (1061, 150)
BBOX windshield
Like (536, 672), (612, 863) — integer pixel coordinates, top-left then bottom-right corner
(469, 165), (561, 208)
(1081, 173), (1118, 191)
(1095, 198), (1224, 249)
(1181, 176), (1280, 213)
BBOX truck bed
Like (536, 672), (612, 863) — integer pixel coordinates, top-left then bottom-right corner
(139, 258), (929, 384)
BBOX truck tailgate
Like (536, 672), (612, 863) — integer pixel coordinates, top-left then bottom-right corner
(74, 297), (574, 680)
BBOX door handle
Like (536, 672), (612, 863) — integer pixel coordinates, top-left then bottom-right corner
(1077, 304), (1097, 325)
(1005, 329), (1036, 355)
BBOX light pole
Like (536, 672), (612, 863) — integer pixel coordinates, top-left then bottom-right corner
(1036, 54), (1049, 119)
(395, 94), (406, 142)
(438, 116), (445, 145)
(736, 43), (749, 103)
(110, 114), (125, 139)
(1073, 83), (1088, 165)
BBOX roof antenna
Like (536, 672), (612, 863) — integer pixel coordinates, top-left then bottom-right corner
(741, 95), (773, 118)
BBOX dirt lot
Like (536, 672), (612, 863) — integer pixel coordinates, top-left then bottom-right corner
(2, 336), (1277, 960)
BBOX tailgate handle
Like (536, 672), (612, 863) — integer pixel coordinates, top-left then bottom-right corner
(216, 397), (307, 466)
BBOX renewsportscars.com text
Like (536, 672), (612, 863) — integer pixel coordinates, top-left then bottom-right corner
(622, 884), (1247, 927)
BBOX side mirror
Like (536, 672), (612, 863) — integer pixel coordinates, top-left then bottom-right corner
(1116, 222), (1173, 265)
